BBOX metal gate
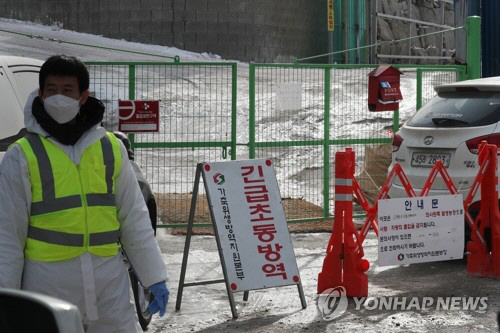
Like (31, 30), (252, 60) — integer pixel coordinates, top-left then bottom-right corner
(249, 63), (466, 223)
(85, 61), (467, 228)
(86, 61), (237, 228)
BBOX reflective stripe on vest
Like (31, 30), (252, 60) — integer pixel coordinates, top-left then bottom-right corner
(26, 134), (82, 215)
(17, 133), (122, 261)
(27, 226), (120, 247)
(26, 134), (116, 215)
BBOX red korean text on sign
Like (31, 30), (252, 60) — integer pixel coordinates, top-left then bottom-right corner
(241, 164), (287, 280)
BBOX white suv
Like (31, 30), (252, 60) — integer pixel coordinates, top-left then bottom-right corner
(0, 56), (43, 163)
(389, 76), (500, 217)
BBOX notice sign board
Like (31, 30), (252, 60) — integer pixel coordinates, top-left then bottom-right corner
(118, 100), (159, 133)
(203, 159), (301, 292)
(378, 195), (464, 266)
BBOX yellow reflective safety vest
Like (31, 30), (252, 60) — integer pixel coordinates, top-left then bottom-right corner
(15, 132), (123, 262)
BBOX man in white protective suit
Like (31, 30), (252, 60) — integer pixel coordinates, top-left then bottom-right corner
(0, 55), (168, 332)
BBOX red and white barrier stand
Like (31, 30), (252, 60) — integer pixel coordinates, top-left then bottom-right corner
(317, 142), (500, 297)
(466, 143), (500, 277)
(317, 148), (369, 297)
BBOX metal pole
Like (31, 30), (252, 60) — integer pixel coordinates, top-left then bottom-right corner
(323, 68), (331, 218)
(416, 69), (422, 110)
(408, 0), (412, 64)
(466, 16), (481, 79)
(128, 64), (136, 150)
(393, 109), (399, 135)
(440, 1), (445, 65)
(231, 63), (237, 160)
(328, 31), (334, 64)
(343, 0), (347, 64)
(347, 0), (356, 64)
(297, 283), (307, 309)
(249, 64), (256, 159)
(176, 163), (203, 311)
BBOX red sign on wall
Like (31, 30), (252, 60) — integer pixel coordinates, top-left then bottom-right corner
(118, 100), (159, 133)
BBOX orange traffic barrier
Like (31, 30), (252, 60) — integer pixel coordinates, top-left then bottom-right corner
(317, 148), (369, 297)
(467, 142), (500, 278)
(318, 142), (499, 298)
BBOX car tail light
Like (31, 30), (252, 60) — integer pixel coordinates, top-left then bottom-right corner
(466, 134), (500, 154)
(392, 133), (404, 152)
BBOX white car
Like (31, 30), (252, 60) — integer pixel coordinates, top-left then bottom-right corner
(0, 55), (43, 163)
(389, 76), (500, 220)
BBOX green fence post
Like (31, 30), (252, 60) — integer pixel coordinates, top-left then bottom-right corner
(323, 68), (331, 218)
(128, 64), (136, 149)
(466, 16), (481, 80)
(393, 109), (399, 136)
(249, 64), (256, 159)
(231, 63), (237, 160)
(416, 69), (422, 110)
(458, 67), (467, 82)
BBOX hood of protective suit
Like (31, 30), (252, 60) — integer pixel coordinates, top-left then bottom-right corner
(24, 90), (107, 156)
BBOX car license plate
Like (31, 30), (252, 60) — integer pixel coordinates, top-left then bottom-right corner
(411, 153), (451, 167)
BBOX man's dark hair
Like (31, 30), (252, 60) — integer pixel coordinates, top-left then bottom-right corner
(39, 55), (90, 94)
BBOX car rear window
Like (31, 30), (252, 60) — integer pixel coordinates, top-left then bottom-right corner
(407, 91), (500, 127)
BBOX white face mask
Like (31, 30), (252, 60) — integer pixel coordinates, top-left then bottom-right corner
(43, 94), (81, 124)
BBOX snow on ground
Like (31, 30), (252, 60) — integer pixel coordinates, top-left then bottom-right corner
(0, 17), (226, 62)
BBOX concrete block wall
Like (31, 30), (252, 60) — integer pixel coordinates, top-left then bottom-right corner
(0, 0), (327, 63)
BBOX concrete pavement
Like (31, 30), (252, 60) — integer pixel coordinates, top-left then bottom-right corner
(149, 231), (499, 333)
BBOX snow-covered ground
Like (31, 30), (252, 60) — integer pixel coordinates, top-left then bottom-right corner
(0, 17), (222, 62)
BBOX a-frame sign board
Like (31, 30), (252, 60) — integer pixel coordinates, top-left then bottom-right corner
(176, 160), (307, 318)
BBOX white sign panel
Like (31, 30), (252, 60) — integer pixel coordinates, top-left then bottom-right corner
(203, 159), (301, 292)
(275, 83), (302, 111)
(378, 195), (464, 266)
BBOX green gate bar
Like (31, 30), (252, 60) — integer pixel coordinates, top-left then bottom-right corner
(323, 68), (331, 218)
(128, 64), (135, 150)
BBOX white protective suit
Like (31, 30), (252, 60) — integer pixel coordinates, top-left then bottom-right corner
(0, 91), (167, 332)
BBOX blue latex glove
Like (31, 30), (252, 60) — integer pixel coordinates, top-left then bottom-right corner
(147, 281), (169, 317)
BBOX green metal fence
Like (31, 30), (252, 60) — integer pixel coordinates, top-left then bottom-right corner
(86, 61), (237, 228)
(86, 62), (466, 228)
(83, 18), (478, 229)
(249, 64), (466, 222)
